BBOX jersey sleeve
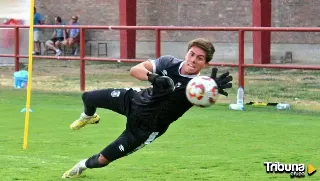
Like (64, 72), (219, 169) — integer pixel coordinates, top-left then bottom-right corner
(148, 55), (181, 74)
(39, 14), (43, 22)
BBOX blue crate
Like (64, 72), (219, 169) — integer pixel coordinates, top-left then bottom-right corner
(13, 70), (28, 88)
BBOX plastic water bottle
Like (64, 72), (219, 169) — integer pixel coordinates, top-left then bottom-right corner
(276, 103), (291, 110)
(229, 103), (244, 110)
(237, 86), (244, 105)
(229, 86), (245, 111)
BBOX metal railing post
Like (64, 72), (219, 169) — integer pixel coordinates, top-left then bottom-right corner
(14, 27), (20, 71)
(156, 29), (161, 58)
(80, 28), (86, 91)
(238, 30), (245, 88)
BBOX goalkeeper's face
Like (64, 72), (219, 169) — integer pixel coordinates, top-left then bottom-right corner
(183, 46), (208, 75)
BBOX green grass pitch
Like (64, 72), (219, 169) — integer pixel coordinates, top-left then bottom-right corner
(0, 88), (319, 181)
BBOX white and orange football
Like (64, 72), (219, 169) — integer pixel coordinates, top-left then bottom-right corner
(186, 76), (218, 107)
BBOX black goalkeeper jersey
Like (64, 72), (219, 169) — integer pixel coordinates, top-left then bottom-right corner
(129, 55), (197, 133)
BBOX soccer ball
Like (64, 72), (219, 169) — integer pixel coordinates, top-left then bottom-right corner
(186, 76), (218, 107)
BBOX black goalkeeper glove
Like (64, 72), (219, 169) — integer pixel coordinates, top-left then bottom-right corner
(210, 68), (233, 96)
(147, 72), (175, 92)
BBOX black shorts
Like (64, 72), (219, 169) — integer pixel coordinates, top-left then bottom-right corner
(51, 37), (64, 43)
(82, 88), (134, 117)
(83, 88), (163, 162)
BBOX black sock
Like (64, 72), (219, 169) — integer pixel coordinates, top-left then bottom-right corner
(82, 92), (96, 116)
(85, 154), (108, 168)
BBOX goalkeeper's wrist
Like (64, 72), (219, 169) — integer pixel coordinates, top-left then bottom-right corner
(147, 72), (159, 83)
(147, 72), (153, 82)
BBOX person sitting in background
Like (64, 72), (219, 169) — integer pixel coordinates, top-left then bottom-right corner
(45, 16), (65, 56)
(62, 16), (80, 56)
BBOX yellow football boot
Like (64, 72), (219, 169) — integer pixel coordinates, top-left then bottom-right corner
(70, 113), (100, 130)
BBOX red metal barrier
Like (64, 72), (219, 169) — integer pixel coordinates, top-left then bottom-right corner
(238, 30), (245, 88)
(1, 24), (320, 91)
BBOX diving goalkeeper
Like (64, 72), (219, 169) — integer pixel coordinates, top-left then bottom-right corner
(62, 38), (233, 178)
